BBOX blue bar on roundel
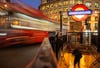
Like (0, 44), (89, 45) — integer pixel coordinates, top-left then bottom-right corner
(68, 10), (92, 16)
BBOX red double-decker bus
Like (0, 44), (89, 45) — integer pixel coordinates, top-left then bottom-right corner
(0, 3), (57, 47)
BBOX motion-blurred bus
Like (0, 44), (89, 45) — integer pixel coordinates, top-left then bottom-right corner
(0, 2), (58, 47)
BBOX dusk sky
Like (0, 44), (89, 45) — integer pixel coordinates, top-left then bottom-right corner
(12, 0), (41, 9)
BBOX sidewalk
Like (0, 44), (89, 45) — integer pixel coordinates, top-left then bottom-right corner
(25, 38), (58, 68)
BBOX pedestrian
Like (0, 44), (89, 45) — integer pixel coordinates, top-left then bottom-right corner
(49, 32), (56, 52)
(54, 31), (58, 52)
(80, 32), (83, 44)
(55, 32), (63, 60)
(72, 48), (82, 68)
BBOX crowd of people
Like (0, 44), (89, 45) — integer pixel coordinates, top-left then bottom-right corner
(49, 31), (83, 68)
(49, 31), (67, 60)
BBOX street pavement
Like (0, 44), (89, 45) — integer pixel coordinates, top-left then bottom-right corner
(1, 38), (100, 68)
(0, 44), (40, 68)
(25, 38), (58, 68)
(0, 38), (58, 68)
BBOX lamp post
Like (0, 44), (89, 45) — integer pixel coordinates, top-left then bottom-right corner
(97, 12), (100, 52)
(59, 11), (62, 35)
(59, 0), (63, 36)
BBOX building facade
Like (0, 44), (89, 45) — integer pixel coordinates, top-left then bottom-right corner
(39, 0), (100, 32)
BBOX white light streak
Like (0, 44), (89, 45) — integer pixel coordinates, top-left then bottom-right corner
(0, 33), (7, 36)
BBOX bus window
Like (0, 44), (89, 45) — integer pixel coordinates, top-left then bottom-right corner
(12, 20), (19, 26)
(0, 16), (7, 29)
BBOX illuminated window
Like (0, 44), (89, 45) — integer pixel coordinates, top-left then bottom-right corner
(0, 16), (6, 28)
(46, 5), (49, 9)
(42, 0), (47, 4)
(50, 4), (53, 8)
(64, 8), (67, 11)
(63, 1), (68, 5)
(95, 2), (99, 8)
(12, 20), (19, 25)
(19, 21), (29, 26)
(54, 3), (58, 7)
(70, 0), (75, 4)
(50, 11), (53, 14)
(59, 2), (62, 6)
(85, 2), (91, 7)
(76, 0), (82, 4)
(42, 6), (45, 10)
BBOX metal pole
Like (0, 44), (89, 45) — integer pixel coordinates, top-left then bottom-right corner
(60, 11), (62, 34)
(97, 13), (100, 52)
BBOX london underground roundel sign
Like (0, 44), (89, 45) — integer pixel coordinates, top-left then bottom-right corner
(68, 4), (92, 22)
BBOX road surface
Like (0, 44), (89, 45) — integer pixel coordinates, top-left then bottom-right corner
(0, 43), (40, 68)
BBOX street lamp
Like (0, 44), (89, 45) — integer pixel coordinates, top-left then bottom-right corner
(59, 0), (63, 36)
(97, 12), (100, 52)
(59, 11), (62, 35)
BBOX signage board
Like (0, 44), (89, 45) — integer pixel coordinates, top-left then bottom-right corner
(68, 10), (92, 16)
(68, 4), (92, 22)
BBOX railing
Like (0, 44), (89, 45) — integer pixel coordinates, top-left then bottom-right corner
(63, 32), (99, 68)
(49, 32), (98, 54)
(61, 32), (98, 55)
(65, 32), (98, 46)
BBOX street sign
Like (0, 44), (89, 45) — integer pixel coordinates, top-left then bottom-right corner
(68, 4), (92, 22)
(68, 10), (92, 16)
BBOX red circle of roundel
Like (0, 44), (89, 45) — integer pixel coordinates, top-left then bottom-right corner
(71, 4), (89, 22)
(72, 4), (88, 11)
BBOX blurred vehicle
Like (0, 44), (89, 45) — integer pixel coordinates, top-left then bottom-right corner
(0, 3), (57, 47)
(0, 29), (49, 47)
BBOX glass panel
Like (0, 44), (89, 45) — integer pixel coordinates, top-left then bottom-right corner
(95, 2), (99, 8)
(85, 2), (91, 7)
(0, 16), (7, 29)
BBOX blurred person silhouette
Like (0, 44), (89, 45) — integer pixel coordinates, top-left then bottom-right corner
(55, 32), (63, 60)
(80, 32), (83, 44)
(72, 48), (82, 68)
(49, 32), (56, 52)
